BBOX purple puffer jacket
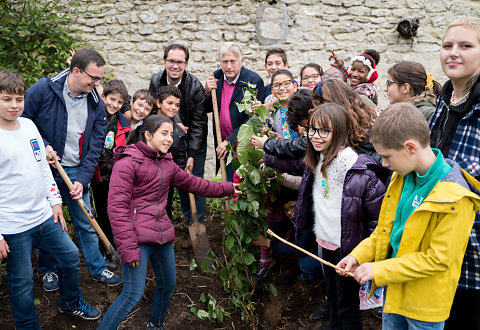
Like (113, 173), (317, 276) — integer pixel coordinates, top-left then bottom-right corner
(108, 141), (234, 264)
(264, 153), (391, 257)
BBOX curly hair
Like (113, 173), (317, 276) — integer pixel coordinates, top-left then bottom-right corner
(286, 89), (313, 132)
(312, 79), (377, 147)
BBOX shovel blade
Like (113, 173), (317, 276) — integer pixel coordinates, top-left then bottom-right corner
(188, 220), (211, 266)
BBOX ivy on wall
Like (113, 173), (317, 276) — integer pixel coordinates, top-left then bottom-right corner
(0, 1), (86, 87)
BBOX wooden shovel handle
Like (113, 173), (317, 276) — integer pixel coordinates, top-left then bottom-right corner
(185, 168), (198, 223)
(210, 73), (228, 183)
(47, 155), (120, 262)
(267, 229), (354, 277)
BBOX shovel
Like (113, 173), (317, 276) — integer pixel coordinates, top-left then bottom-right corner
(210, 74), (228, 183)
(47, 155), (120, 263)
(210, 75), (231, 214)
(185, 168), (211, 266)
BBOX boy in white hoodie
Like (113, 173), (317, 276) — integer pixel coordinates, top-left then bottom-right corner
(0, 70), (101, 329)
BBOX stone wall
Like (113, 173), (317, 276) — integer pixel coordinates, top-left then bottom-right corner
(71, 0), (480, 178)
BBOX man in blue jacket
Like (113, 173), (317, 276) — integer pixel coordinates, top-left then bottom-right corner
(23, 48), (122, 291)
(205, 42), (266, 181)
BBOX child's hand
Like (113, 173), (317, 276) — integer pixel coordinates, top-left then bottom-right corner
(0, 239), (10, 260)
(329, 50), (344, 68)
(177, 123), (188, 134)
(66, 49), (75, 66)
(233, 183), (242, 195)
(52, 204), (67, 232)
(252, 233), (270, 247)
(271, 132), (284, 139)
(354, 262), (374, 285)
(336, 255), (359, 276)
(185, 157), (194, 172)
(251, 100), (262, 111)
(251, 135), (268, 149)
(129, 261), (139, 268)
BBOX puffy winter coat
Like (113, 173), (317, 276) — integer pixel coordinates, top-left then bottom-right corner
(264, 153), (390, 256)
(108, 141), (234, 264)
(350, 160), (480, 322)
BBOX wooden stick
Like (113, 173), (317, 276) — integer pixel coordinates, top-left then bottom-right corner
(47, 155), (120, 263)
(210, 73), (228, 183)
(267, 229), (354, 277)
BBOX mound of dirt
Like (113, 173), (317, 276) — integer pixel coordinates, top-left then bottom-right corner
(0, 213), (381, 329)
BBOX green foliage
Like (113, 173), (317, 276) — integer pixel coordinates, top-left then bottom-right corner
(0, 0), (86, 87)
(221, 85), (281, 328)
(188, 253), (230, 324)
(188, 293), (230, 324)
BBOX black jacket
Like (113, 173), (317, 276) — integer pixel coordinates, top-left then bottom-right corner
(149, 70), (207, 158)
(263, 135), (382, 163)
(264, 136), (307, 159)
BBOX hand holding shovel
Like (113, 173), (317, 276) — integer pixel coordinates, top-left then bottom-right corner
(47, 155), (120, 263)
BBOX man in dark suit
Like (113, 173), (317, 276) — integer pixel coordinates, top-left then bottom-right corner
(205, 42), (266, 181)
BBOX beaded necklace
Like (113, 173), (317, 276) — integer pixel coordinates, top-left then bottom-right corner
(450, 90), (470, 106)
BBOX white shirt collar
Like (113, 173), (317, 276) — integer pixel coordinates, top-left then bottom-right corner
(224, 73), (240, 85)
(167, 77), (182, 88)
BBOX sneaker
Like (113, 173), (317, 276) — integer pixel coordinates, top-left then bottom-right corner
(372, 308), (383, 319)
(310, 305), (329, 320)
(59, 298), (101, 320)
(146, 321), (165, 329)
(104, 253), (118, 271)
(91, 269), (122, 287)
(255, 259), (276, 282)
(43, 272), (59, 292)
(359, 289), (383, 310)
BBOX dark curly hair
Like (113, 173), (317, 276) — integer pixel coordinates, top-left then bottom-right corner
(286, 89), (313, 132)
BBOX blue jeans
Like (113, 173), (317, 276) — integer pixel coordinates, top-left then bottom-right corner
(178, 145), (207, 223)
(382, 312), (445, 329)
(299, 255), (323, 279)
(38, 166), (106, 276)
(98, 243), (176, 329)
(4, 217), (81, 329)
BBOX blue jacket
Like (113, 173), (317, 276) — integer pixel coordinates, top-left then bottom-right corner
(23, 69), (107, 188)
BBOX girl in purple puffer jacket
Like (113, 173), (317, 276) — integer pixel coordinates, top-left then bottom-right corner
(98, 115), (237, 330)
(266, 103), (388, 330)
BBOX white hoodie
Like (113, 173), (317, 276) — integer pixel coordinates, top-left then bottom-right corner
(0, 117), (62, 240)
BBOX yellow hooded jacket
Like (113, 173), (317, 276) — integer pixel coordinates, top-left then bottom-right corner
(350, 163), (480, 322)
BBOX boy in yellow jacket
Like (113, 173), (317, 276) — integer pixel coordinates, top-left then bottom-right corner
(337, 103), (480, 329)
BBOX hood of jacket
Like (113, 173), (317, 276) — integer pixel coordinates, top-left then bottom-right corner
(113, 141), (173, 164)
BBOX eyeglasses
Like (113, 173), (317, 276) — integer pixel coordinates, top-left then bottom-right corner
(166, 59), (187, 66)
(306, 125), (334, 138)
(386, 80), (400, 88)
(301, 73), (320, 81)
(80, 69), (104, 82)
(321, 73), (342, 80)
(271, 80), (293, 90)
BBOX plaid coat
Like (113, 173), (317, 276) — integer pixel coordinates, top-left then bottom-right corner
(430, 94), (480, 290)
